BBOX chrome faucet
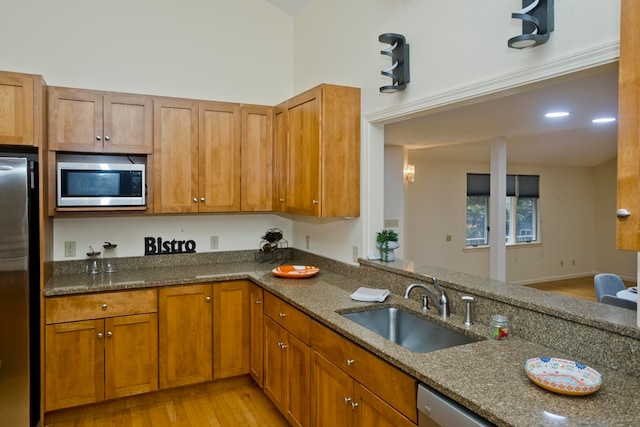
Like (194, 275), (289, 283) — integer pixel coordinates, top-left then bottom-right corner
(403, 277), (450, 318)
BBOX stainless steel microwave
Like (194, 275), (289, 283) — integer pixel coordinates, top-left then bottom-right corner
(57, 161), (146, 207)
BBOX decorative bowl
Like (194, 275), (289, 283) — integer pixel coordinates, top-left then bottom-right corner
(272, 265), (320, 279)
(524, 357), (602, 396)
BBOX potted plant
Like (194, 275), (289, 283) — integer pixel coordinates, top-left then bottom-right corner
(376, 229), (399, 262)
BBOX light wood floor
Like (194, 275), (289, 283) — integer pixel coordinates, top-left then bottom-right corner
(44, 376), (289, 427)
(525, 275), (634, 302)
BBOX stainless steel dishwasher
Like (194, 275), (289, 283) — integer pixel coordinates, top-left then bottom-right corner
(417, 384), (496, 427)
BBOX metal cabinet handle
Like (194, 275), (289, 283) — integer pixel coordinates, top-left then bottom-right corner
(97, 332), (103, 339)
(206, 296), (212, 302)
(96, 135), (102, 141)
(107, 331), (113, 338)
(104, 135), (110, 141)
(255, 299), (262, 304)
(200, 197), (205, 202)
(279, 198), (285, 202)
(617, 208), (631, 219)
(102, 304), (108, 310)
(346, 359), (354, 366)
(351, 402), (359, 409)
(343, 397), (351, 404)
(312, 200), (319, 204)
(193, 198), (198, 203)
(279, 312), (286, 317)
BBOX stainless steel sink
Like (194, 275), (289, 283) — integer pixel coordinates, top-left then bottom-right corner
(341, 306), (479, 353)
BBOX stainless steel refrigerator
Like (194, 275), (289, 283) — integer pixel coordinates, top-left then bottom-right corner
(0, 157), (40, 427)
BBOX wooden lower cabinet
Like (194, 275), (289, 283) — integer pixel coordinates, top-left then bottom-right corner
(45, 313), (158, 411)
(311, 320), (417, 426)
(158, 284), (213, 388)
(263, 293), (311, 427)
(249, 283), (264, 386)
(213, 281), (251, 378)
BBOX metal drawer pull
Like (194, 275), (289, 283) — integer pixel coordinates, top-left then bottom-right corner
(255, 299), (262, 304)
(102, 304), (108, 310)
(97, 332), (103, 339)
(107, 331), (113, 337)
(343, 397), (351, 404)
(279, 312), (286, 317)
(346, 359), (355, 366)
(105, 135), (110, 141)
(206, 296), (212, 302)
(351, 402), (359, 409)
(617, 208), (631, 219)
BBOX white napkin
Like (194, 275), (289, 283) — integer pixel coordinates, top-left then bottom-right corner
(350, 287), (390, 302)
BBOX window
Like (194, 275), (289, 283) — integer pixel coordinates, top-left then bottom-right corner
(466, 174), (539, 247)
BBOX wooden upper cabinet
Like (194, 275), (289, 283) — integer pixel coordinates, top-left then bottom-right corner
(153, 98), (241, 213)
(199, 101), (241, 212)
(241, 104), (273, 212)
(153, 98), (199, 213)
(0, 71), (45, 147)
(617, 0), (640, 251)
(273, 102), (288, 213)
(48, 87), (152, 153)
(286, 84), (360, 217)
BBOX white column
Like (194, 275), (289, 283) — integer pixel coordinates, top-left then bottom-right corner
(490, 137), (507, 281)
(364, 123), (386, 255)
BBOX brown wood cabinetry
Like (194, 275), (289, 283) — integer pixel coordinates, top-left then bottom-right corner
(617, 0), (640, 251)
(310, 320), (417, 426)
(213, 280), (251, 378)
(44, 290), (158, 411)
(285, 84), (360, 217)
(249, 283), (265, 386)
(273, 102), (288, 212)
(158, 284), (213, 388)
(153, 98), (241, 213)
(263, 292), (311, 427)
(48, 87), (152, 153)
(0, 71), (45, 147)
(241, 104), (274, 211)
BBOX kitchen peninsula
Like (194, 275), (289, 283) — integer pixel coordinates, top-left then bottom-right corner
(45, 250), (640, 427)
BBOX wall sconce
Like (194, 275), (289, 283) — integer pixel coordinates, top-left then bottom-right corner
(508, 0), (554, 49)
(379, 33), (410, 93)
(404, 164), (415, 183)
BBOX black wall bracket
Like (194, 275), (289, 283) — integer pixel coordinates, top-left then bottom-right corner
(379, 33), (410, 93)
(508, 0), (554, 49)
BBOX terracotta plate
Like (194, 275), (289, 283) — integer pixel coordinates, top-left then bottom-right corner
(272, 265), (320, 278)
(524, 357), (602, 396)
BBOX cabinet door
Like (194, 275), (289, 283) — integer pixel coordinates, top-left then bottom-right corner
(249, 283), (264, 386)
(241, 104), (273, 211)
(272, 102), (288, 212)
(198, 101), (241, 212)
(104, 313), (158, 399)
(286, 88), (321, 216)
(213, 281), (250, 378)
(617, 0), (640, 250)
(48, 87), (103, 152)
(154, 98), (199, 213)
(286, 333), (310, 427)
(263, 316), (286, 412)
(311, 351), (353, 427)
(353, 383), (416, 427)
(103, 93), (153, 154)
(158, 284), (213, 388)
(0, 72), (34, 146)
(45, 319), (104, 411)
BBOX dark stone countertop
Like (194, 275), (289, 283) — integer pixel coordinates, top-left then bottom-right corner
(44, 257), (640, 427)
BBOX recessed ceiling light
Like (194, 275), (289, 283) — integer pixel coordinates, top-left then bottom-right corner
(545, 111), (570, 118)
(591, 117), (616, 124)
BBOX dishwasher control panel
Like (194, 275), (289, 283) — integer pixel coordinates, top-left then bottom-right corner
(417, 384), (496, 427)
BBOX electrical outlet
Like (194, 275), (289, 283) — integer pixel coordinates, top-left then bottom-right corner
(446, 235), (452, 242)
(64, 241), (76, 257)
(352, 246), (359, 262)
(306, 235), (310, 249)
(210, 235), (219, 250)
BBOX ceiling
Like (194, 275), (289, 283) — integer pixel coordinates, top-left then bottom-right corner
(384, 65), (619, 168)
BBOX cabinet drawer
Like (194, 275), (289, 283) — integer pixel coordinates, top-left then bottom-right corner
(311, 320), (417, 422)
(264, 292), (310, 344)
(46, 289), (158, 324)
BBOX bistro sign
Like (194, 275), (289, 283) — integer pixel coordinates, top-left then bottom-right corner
(144, 236), (196, 255)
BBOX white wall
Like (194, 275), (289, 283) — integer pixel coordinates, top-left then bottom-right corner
(0, 0), (625, 267)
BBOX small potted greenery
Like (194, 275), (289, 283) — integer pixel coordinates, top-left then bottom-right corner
(376, 229), (399, 262)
